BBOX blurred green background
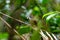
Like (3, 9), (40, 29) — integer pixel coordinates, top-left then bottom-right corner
(0, 0), (60, 40)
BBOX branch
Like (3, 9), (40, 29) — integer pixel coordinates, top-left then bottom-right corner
(0, 16), (25, 40)
(0, 12), (31, 26)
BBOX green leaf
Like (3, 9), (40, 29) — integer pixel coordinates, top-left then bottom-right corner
(42, 12), (54, 18)
(32, 6), (40, 15)
(33, 6), (39, 11)
(43, 11), (60, 24)
(14, 0), (27, 7)
(52, 30), (60, 33)
(14, 0), (21, 6)
(30, 31), (41, 40)
(0, 33), (8, 40)
(42, 0), (48, 4)
(46, 13), (56, 22)
(18, 26), (32, 35)
(38, 0), (49, 4)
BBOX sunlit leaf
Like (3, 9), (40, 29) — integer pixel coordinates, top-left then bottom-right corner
(32, 6), (40, 15)
(46, 13), (56, 22)
(0, 33), (8, 40)
(42, 12), (54, 18)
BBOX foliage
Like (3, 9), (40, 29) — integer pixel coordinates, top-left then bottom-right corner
(0, 33), (8, 40)
(0, 0), (60, 40)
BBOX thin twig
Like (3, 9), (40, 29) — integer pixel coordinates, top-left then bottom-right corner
(0, 12), (46, 31)
(0, 12), (31, 26)
(0, 17), (12, 29)
(0, 17), (25, 40)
